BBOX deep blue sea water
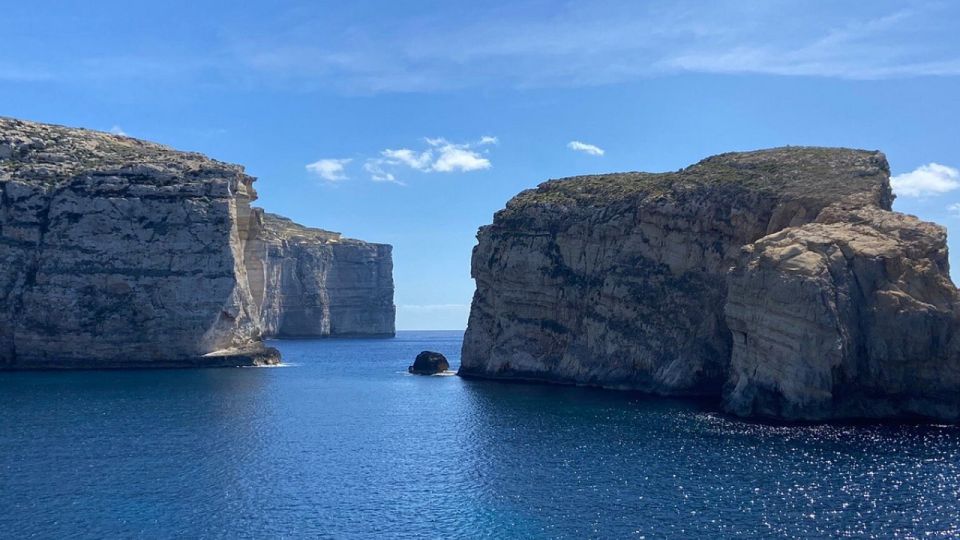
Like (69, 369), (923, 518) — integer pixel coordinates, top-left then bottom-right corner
(1, 330), (959, 539)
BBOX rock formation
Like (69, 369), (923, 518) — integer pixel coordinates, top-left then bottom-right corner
(725, 204), (960, 420)
(0, 117), (394, 368)
(409, 351), (450, 375)
(246, 212), (395, 338)
(460, 146), (960, 421)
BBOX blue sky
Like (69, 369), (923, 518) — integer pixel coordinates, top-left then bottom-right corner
(2, 0), (959, 330)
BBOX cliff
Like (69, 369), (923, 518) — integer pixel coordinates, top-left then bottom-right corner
(725, 204), (960, 420)
(0, 117), (276, 367)
(461, 147), (960, 421)
(247, 212), (395, 338)
(0, 117), (394, 368)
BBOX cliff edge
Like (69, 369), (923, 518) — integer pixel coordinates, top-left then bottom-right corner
(460, 147), (960, 421)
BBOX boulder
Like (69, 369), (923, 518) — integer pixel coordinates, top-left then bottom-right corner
(409, 351), (450, 375)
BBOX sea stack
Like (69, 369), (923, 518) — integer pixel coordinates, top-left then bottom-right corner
(0, 117), (395, 368)
(460, 147), (960, 422)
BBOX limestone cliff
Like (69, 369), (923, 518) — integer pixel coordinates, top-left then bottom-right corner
(0, 117), (395, 368)
(725, 204), (960, 420)
(246, 212), (395, 338)
(0, 117), (277, 367)
(461, 147), (960, 421)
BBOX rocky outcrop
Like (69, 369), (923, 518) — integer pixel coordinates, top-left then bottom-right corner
(0, 117), (276, 367)
(460, 146), (960, 421)
(725, 204), (960, 421)
(0, 117), (394, 368)
(246, 212), (395, 338)
(409, 351), (450, 375)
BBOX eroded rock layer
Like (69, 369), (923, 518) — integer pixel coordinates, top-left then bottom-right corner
(247, 212), (395, 338)
(0, 117), (277, 367)
(461, 147), (960, 421)
(725, 204), (960, 420)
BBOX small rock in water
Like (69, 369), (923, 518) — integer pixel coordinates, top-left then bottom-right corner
(408, 351), (449, 375)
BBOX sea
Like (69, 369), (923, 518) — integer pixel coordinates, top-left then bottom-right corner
(1, 331), (958, 538)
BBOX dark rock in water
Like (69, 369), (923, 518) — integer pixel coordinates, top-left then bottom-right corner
(409, 351), (449, 375)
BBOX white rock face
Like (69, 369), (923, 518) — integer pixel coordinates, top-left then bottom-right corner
(247, 212), (395, 338)
(0, 117), (277, 367)
(460, 147), (960, 421)
(725, 204), (960, 421)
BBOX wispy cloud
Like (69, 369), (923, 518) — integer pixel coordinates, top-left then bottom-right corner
(109, 125), (128, 136)
(4, 2), (957, 94)
(891, 163), (960, 198)
(567, 141), (605, 156)
(363, 160), (406, 185)
(224, 2), (960, 93)
(948, 203), (960, 217)
(306, 158), (352, 182)
(0, 61), (55, 82)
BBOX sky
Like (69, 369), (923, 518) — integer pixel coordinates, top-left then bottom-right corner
(2, 0), (959, 330)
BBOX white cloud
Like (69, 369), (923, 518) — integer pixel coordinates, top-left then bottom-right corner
(567, 140), (605, 156)
(362, 136), (494, 182)
(431, 143), (491, 172)
(109, 125), (128, 136)
(891, 163), (960, 198)
(949, 203), (960, 217)
(306, 158), (352, 182)
(363, 159), (406, 185)
(381, 148), (433, 171)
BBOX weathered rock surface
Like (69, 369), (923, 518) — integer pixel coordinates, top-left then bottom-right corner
(725, 204), (960, 420)
(461, 146), (960, 421)
(247, 212), (395, 338)
(0, 117), (393, 368)
(409, 351), (450, 375)
(0, 117), (276, 367)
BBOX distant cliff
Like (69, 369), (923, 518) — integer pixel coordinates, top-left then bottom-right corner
(0, 117), (394, 368)
(461, 147), (960, 422)
(247, 212), (395, 338)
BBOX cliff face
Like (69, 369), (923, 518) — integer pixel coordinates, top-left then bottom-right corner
(0, 117), (395, 368)
(247, 212), (395, 338)
(725, 204), (960, 420)
(461, 147), (960, 421)
(0, 117), (277, 367)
